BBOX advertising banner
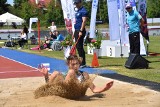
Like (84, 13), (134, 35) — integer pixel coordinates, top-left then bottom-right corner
(107, 0), (120, 41)
(60, 0), (75, 34)
(117, 0), (129, 45)
(89, 0), (99, 38)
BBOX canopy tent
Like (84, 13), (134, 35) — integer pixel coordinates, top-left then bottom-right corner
(0, 12), (25, 25)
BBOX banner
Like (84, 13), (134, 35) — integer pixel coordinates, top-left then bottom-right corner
(107, 0), (120, 41)
(89, 0), (98, 38)
(60, 0), (67, 19)
(60, 0), (75, 34)
(140, 33), (146, 55)
(138, 0), (149, 41)
(117, 0), (129, 45)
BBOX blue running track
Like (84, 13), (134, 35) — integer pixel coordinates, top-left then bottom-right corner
(1, 48), (160, 92)
(0, 48), (116, 75)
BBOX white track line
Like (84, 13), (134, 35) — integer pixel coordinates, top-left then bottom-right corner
(0, 55), (38, 70)
(0, 70), (39, 74)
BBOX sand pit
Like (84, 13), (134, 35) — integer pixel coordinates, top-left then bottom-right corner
(0, 75), (159, 107)
(34, 76), (92, 99)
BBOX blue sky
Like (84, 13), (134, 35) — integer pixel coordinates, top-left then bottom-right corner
(7, 0), (13, 5)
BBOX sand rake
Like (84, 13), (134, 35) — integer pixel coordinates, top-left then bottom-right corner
(70, 36), (80, 55)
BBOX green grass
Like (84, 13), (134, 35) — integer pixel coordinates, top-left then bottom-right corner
(0, 36), (160, 83)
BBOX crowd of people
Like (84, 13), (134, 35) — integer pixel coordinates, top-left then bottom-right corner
(29, 28), (64, 51)
(42, 30), (64, 51)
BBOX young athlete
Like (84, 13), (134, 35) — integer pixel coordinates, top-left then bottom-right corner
(39, 55), (114, 93)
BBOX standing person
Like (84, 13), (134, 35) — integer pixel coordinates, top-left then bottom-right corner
(23, 25), (29, 40)
(126, 3), (144, 55)
(73, 0), (88, 68)
(48, 22), (57, 33)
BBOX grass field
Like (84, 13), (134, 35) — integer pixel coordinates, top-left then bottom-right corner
(0, 36), (160, 83)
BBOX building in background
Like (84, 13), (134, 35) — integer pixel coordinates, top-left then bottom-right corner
(29, 0), (52, 8)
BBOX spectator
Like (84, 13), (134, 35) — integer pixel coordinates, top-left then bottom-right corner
(54, 30), (64, 41)
(48, 22), (57, 33)
(30, 35), (37, 45)
(18, 30), (27, 49)
(49, 31), (64, 51)
(44, 36), (51, 49)
(49, 31), (57, 40)
(23, 25), (29, 40)
(126, 3), (144, 55)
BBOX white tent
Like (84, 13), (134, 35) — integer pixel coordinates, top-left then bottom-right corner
(0, 12), (25, 25)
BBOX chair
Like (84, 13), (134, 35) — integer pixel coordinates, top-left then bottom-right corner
(31, 38), (37, 45)
(22, 40), (29, 49)
(30, 36), (37, 45)
(50, 41), (62, 51)
(4, 35), (15, 47)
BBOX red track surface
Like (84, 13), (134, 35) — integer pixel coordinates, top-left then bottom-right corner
(0, 56), (43, 79)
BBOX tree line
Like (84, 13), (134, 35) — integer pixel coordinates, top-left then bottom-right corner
(0, 0), (160, 27)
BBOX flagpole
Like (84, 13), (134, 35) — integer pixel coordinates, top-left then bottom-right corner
(37, 20), (41, 52)
(55, 0), (57, 7)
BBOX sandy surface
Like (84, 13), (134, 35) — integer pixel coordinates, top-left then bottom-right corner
(0, 76), (159, 107)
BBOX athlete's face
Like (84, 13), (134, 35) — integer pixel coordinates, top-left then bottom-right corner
(68, 59), (80, 71)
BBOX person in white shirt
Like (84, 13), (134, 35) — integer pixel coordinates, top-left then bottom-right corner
(48, 22), (57, 33)
(18, 30), (27, 49)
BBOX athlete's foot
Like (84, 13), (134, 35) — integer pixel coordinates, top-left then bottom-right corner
(104, 81), (114, 91)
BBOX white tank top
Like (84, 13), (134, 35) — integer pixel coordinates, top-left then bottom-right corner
(76, 71), (84, 82)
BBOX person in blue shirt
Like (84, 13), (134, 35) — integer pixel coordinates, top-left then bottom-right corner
(49, 30), (64, 51)
(54, 30), (64, 41)
(126, 3), (144, 55)
(73, 0), (88, 68)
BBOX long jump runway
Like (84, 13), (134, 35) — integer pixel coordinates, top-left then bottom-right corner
(0, 48), (116, 79)
(1, 48), (159, 92)
(0, 56), (43, 79)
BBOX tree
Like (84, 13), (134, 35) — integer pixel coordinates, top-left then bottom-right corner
(21, 1), (36, 25)
(83, 0), (108, 24)
(14, 0), (28, 8)
(0, 0), (10, 14)
(45, 0), (64, 26)
(97, 0), (108, 22)
(83, 1), (92, 25)
(147, 0), (160, 18)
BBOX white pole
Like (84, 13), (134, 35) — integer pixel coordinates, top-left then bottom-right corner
(35, 0), (38, 4)
(55, 0), (57, 7)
